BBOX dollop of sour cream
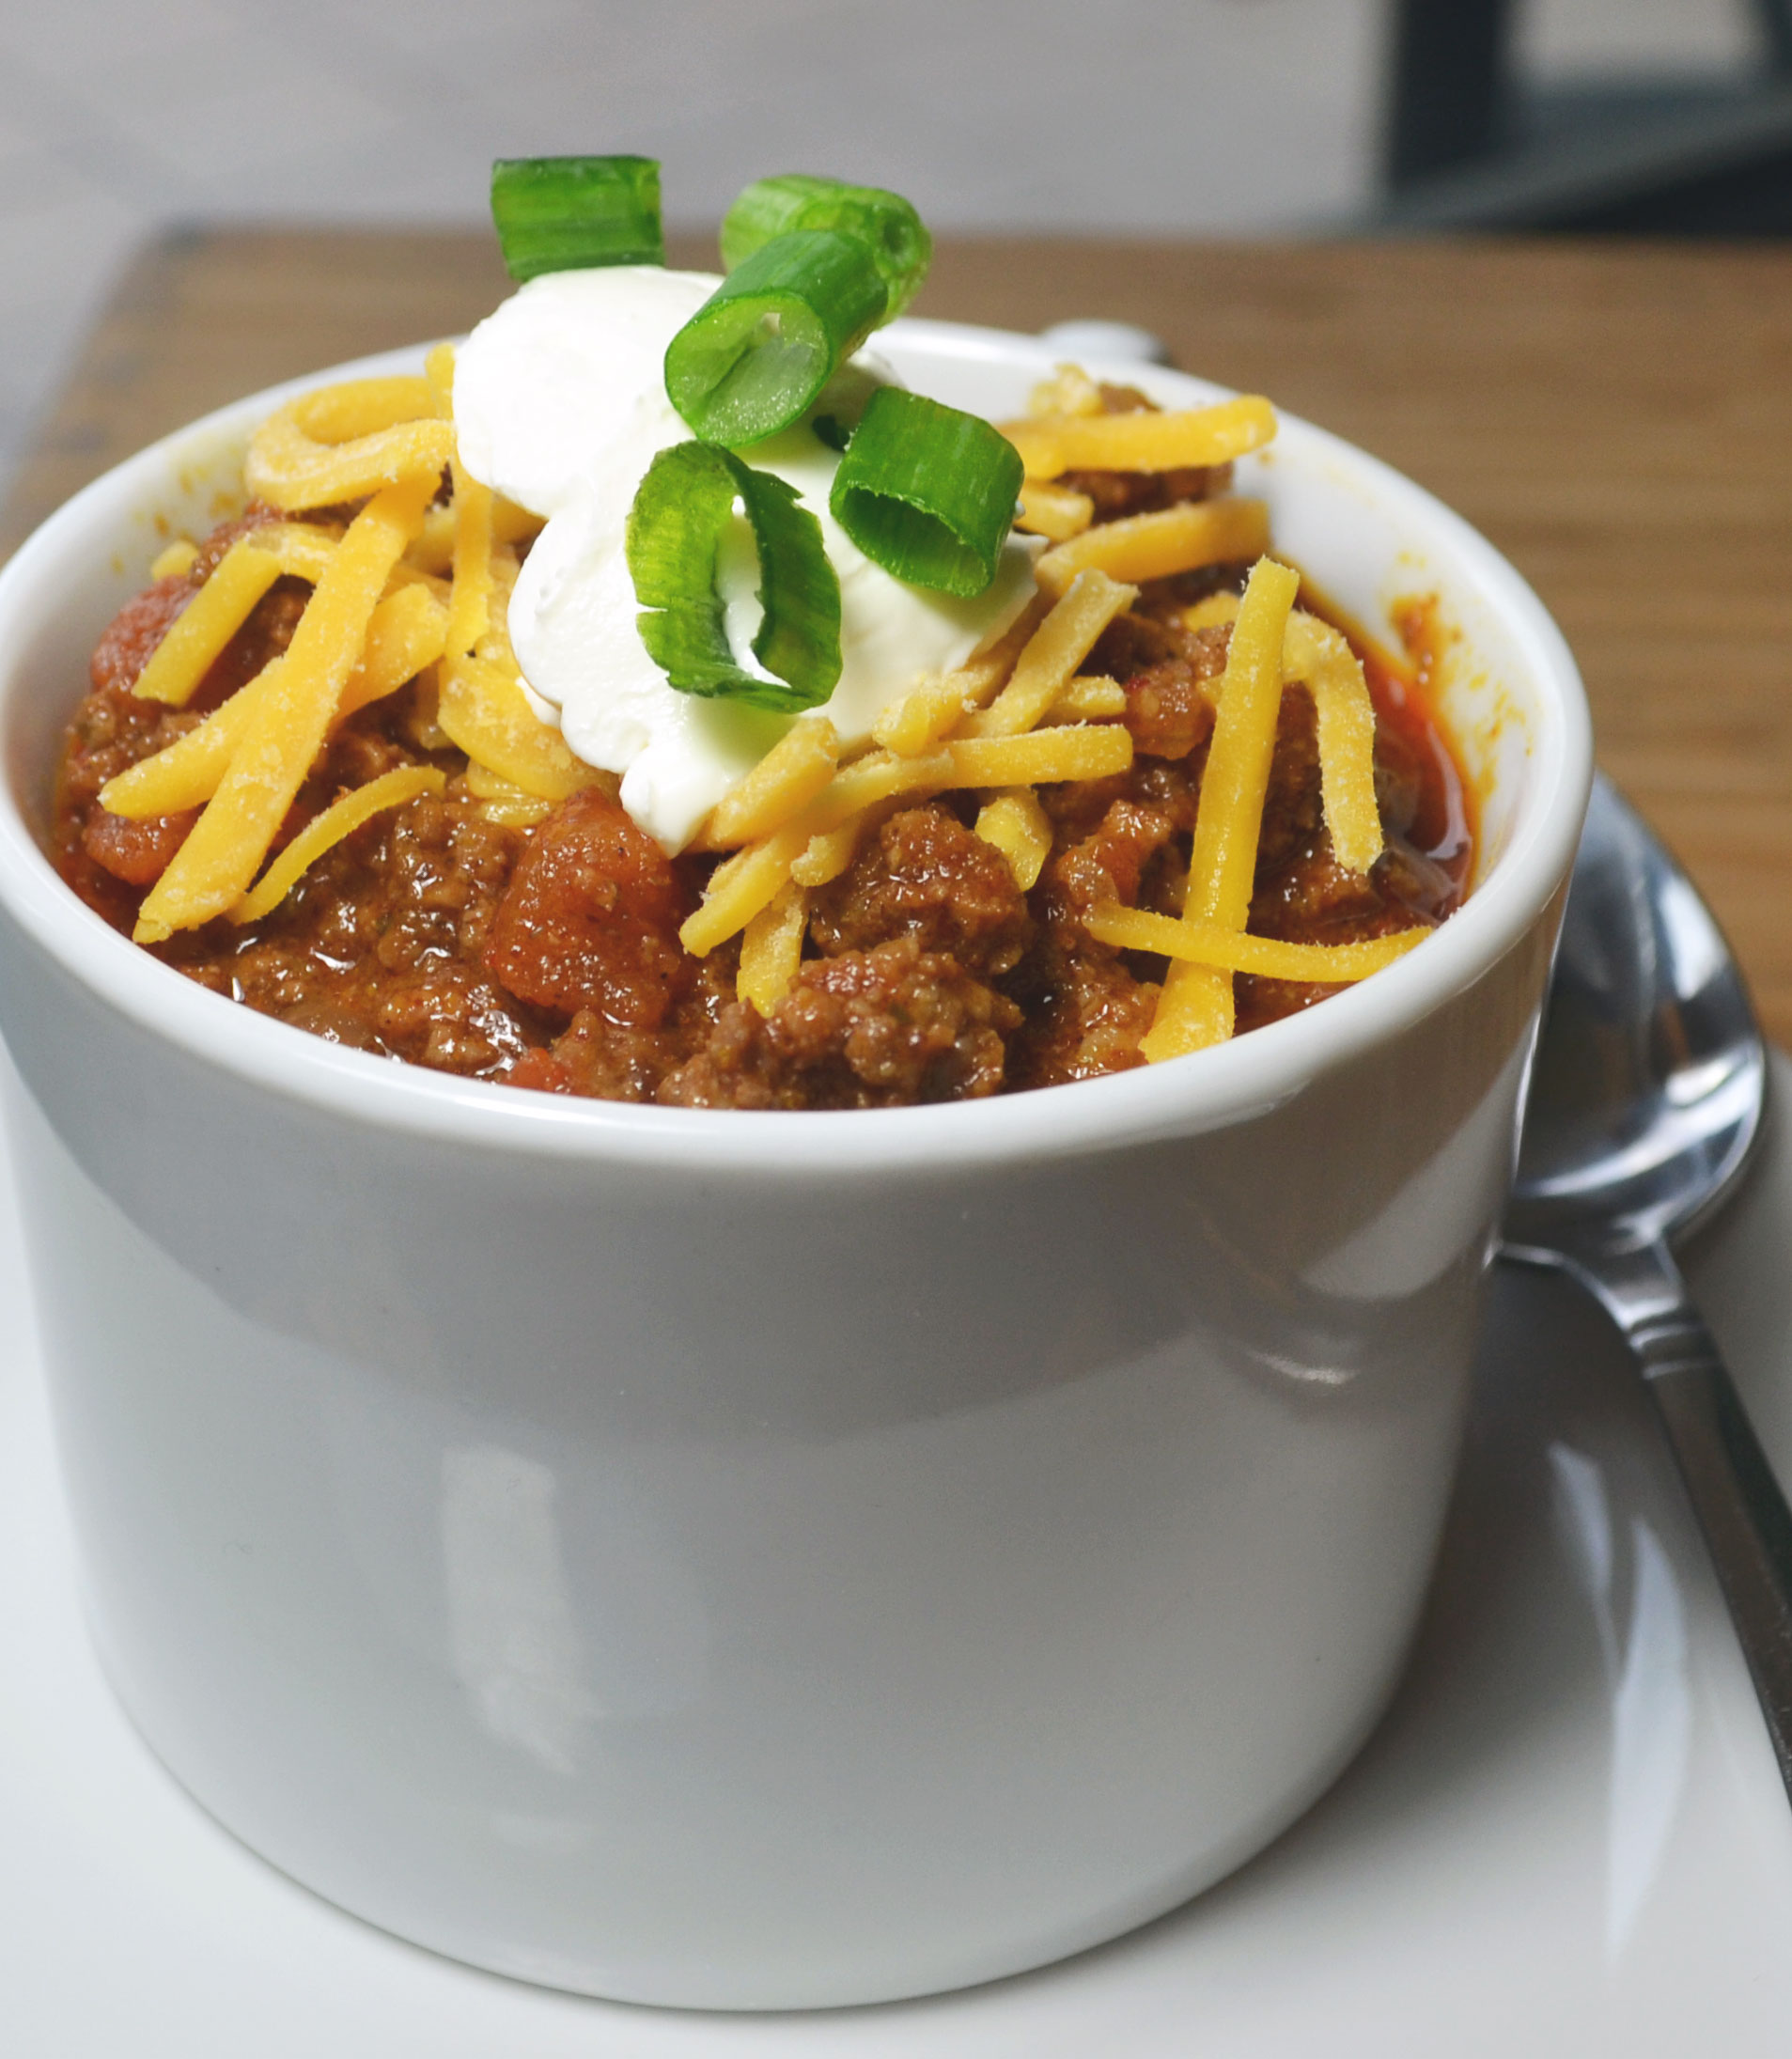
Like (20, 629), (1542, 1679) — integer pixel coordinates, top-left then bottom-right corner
(453, 268), (1038, 850)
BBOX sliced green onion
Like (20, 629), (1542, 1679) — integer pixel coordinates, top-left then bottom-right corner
(721, 173), (932, 320)
(663, 230), (887, 448)
(491, 156), (663, 281)
(829, 387), (1024, 598)
(627, 441), (841, 712)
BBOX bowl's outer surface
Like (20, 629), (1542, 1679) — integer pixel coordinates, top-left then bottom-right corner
(0, 324), (1590, 2009)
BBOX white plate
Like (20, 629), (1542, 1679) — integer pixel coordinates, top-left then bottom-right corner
(5, 1045), (1792, 2055)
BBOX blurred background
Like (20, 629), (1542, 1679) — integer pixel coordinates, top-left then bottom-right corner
(0, 0), (1782, 491)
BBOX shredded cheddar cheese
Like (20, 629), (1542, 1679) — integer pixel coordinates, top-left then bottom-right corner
(134, 473), (436, 943)
(944, 725), (1132, 787)
(680, 821), (816, 956)
(1289, 616), (1383, 877)
(1043, 675), (1126, 722)
(1035, 498), (1270, 598)
(1087, 903), (1426, 981)
(445, 456), (495, 662)
(679, 719), (1134, 958)
(437, 655), (599, 803)
(871, 596), (1050, 757)
(699, 718), (840, 849)
(259, 523), (340, 584)
(1004, 395), (1277, 481)
(1142, 556), (1301, 1061)
(975, 788), (1053, 890)
(463, 761), (555, 827)
(131, 542), (285, 706)
(682, 749), (955, 954)
(788, 818), (865, 887)
(409, 493), (542, 576)
(148, 538), (199, 582)
(245, 378), (454, 512)
(964, 569), (1135, 738)
(737, 881), (808, 1011)
(1016, 479), (1094, 541)
(1028, 364), (1106, 419)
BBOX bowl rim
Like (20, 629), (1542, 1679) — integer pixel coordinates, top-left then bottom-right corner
(0, 318), (1593, 1177)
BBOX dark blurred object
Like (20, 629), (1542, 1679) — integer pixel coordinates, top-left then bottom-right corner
(1386, 0), (1516, 184)
(1380, 0), (1792, 231)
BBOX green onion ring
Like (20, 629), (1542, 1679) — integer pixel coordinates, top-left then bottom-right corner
(662, 229), (887, 448)
(627, 441), (842, 711)
(828, 388), (1024, 599)
(490, 156), (663, 280)
(721, 174), (932, 320)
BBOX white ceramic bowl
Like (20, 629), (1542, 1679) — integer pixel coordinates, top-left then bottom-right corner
(0, 320), (1591, 2010)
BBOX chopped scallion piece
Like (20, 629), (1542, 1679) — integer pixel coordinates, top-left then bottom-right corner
(663, 230), (887, 448)
(491, 155), (663, 280)
(721, 173), (932, 320)
(829, 387), (1024, 598)
(627, 441), (841, 711)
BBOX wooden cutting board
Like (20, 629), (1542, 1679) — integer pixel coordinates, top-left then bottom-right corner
(9, 227), (1792, 1037)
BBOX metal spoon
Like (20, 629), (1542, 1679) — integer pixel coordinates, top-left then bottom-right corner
(1503, 772), (1792, 1796)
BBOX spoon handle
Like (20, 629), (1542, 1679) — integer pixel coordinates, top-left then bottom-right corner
(1576, 1237), (1792, 1799)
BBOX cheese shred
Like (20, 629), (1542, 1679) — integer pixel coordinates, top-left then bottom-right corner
(131, 542), (287, 707)
(245, 378), (454, 511)
(133, 474), (435, 943)
(1142, 556), (1301, 1062)
(737, 881), (809, 1011)
(1003, 395), (1277, 481)
(1035, 498), (1270, 598)
(1088, 903), (1426, 981)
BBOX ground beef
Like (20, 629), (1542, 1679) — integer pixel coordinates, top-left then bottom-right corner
(1063, 463), (1233, 524)
(1007, 944), (1161, 1091)
(510, 1013), (692, 1104)
(51, 508), (1473, 1110)
(808, 805), (1032, 976)
(659, 937), (1017, 1110)
(170, 786), (546, 1081)
(1005, 790), (1184, 1091)
(1050, 796), (1185, 919)
(1254, 687), (1325, 872)
(1120, 623), (1229, 760)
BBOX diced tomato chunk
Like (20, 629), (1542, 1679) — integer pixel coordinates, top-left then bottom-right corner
(89, 578), (193, 697)
(483, 786), (693, 1025)
(82, 805), (196, 887)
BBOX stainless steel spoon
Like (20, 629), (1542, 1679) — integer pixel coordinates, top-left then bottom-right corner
(1503, 772), (1792, 1796)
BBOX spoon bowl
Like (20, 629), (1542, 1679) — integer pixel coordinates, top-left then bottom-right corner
(1505, 773), (1767, 1260)
(1502, 772), (1792, 1797)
